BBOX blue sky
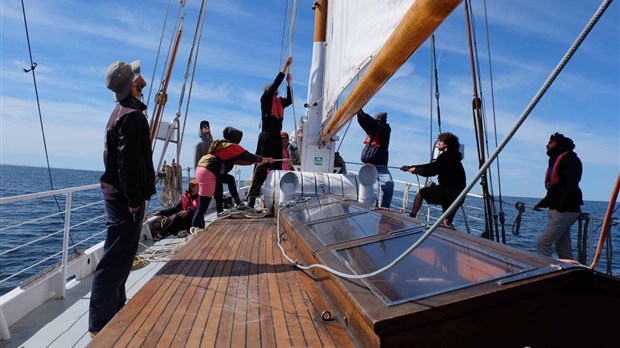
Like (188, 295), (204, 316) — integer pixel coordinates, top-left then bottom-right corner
(1, 0), (618, 202)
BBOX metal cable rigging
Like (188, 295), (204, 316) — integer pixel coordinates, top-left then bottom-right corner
(19, 0), (78, 253)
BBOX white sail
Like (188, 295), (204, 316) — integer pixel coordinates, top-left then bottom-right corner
(322, 0), (416, 124)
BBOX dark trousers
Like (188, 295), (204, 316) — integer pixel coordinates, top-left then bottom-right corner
(215, 174), (239, 212)
(89, 198), (144, 333)
(158, 213), (192, 237)
(192, 195), (212, 228)
(247, 163), (279, 207)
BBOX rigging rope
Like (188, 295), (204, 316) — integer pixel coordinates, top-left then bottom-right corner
(430, 34), (442, 134)
(288, 0), (299, 133)
(482, 0), (506, 241)
(577, 213), (590, 264)
(274, 196), (452, 280)
(512, 202), (525, 236)
(20, 0), (77, 253)
(145, 0), (173, 118)
(148, 2), (186, 130)
(172, 0), (209, 158)
(465, 0), (503, 242)
(159, 160), (183, 208)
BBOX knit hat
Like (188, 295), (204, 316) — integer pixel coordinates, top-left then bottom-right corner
(200, 120), (210, 128)
(105, 60), (141, 102)
(374, 112), (387, 122)
(549, 132), (564, 142)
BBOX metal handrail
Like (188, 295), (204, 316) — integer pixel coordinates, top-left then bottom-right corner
(0, 184), (104, 292)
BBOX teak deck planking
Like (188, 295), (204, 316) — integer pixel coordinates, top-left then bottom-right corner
(89, 218), (355, 348)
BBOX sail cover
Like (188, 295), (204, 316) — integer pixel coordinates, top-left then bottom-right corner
(322, 0), (416, 124)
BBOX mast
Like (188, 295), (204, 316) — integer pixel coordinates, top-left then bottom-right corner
(150, 22), (184, 146)
(319, 0), (463, 144)
(464, 1), (495, 241)
(299, 0), (334, 173)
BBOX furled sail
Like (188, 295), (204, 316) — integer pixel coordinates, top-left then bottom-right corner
(322, 0), (415, 124)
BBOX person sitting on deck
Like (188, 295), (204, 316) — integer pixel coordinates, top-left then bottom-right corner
(192, 127), (273, 228)
(153, 180), (199, 239)
(401, 132), (466, 228)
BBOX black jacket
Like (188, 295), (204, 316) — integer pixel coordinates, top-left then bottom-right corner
(413, 150), (466, 191)
(357, 111), (391, 166)
(536, 137), (583, 212)
(100, 96), (156, 207)
(260, 72), (292, 133)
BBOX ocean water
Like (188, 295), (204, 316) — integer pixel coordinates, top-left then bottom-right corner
(0, 164), (618, 297)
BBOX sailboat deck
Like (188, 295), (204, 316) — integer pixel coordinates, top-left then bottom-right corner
(89, 218), (355, 348)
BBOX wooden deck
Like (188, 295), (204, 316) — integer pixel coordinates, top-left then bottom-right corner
(89, 218), (356, 348)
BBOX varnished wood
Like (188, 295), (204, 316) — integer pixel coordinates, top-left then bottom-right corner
(313, 0), (327, 42)
(279, 199), (620, 347)
(89, 218), (355, 348)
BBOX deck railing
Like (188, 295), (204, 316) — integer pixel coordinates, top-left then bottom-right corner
(0, 184), (105, 297)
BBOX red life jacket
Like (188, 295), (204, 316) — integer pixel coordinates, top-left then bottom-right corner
(545, 151), (569, 189)
(271, 96), (284, 119)
(181, 192), (198, 211)
(363, 134), (382, 148)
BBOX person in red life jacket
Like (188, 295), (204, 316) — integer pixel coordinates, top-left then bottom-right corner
(192, 127), (273, 227)
(401, 132), (466, 228)
(533, 132), (583, 259)
(247, 56), (293, 208)
(357, 108), (394, 208)
(153, 180), (199, 239)
(280, 131), (298, 171)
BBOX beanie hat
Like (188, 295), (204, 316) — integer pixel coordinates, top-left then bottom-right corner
(200, 120), (210, 128)
(105, 60), (141, 102)
(223, 126), (243, 144)
(374, 112), (387, 122)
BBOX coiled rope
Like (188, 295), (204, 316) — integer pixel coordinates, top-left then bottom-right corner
(159, 161), (183, 207)
(215, 205), (272, 219)
(136, 226), (205, 265)
(512, 201), (525, 236)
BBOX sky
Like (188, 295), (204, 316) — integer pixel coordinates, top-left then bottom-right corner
(1, 0), (618, 202)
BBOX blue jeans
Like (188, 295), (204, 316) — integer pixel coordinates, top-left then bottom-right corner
(375, 165), (394, 208)
(89, 198), (144, 333)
